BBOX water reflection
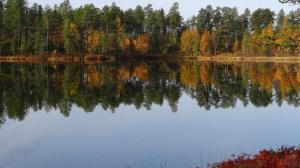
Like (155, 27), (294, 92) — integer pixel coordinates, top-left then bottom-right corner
(0, 61), (300, 125)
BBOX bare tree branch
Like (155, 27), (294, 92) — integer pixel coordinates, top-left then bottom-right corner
(279, 0), (300, 4)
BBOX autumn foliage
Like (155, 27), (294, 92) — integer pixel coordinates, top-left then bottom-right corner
(179, 7), (299, 57)
(200, 30), (213, 55)
(133, 34), (150, 55)
(212, 147), (300, 168)
(85, 29), (102, 54)
(180, 29), (200, 56)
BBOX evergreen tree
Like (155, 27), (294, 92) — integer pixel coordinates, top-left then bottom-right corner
(276, 9), (285, 32)
(221, 7), (239, 52)
(167, 2), (182, 48)
(134, 5), (145, 34)
(251, 8), (275, 33)
(196, 5), (214, 34)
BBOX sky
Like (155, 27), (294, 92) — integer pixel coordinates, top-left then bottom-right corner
(28, 0), (298, 19)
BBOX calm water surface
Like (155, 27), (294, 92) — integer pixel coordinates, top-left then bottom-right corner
(0, 61), (300, 168)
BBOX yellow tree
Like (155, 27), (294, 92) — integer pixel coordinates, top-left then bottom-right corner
(200, 30), (213, 56)
(133, 34), (150, 55)
(119, 35), (131, 52)
(85, 29), (102, 54)
(180, 29), (200, 56)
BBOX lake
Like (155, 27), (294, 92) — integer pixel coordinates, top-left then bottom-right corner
(0, 61), (300, 168)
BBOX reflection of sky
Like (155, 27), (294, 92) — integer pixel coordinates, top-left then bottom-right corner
(1, 94), (300, 168)
(28, 0), (298, 19)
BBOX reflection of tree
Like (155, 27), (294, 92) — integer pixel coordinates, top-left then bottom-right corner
(166, 84), (181, 112)
(249, 85), (272, 107)
(0, 62), (300, 126)
(4, 77), (27, 121)
(0, 89), (5, 126)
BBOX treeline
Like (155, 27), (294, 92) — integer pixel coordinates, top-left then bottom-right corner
(0, 0), (183, 56)
(0, 0), (299, 56)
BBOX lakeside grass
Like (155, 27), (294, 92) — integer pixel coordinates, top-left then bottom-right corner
(0, 55), (111, 64)
(194, 55), (300, 63)
(0, 54), (300, 64)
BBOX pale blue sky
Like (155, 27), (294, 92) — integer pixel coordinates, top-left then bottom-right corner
(29, 0), (298, 19)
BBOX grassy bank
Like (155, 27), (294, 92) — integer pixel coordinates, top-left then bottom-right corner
(0, 55), (112, 64)
(194, 55), (300, 63)
(100, 54), (300, 64)
(1, 54), (300, 64)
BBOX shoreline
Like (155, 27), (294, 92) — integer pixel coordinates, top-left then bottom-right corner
(193, 55), (300, 63)
(0, 55), (300, 64)
(0, 55), (112, 64)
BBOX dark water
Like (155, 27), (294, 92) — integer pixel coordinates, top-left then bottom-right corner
(1, 61), (300, 168)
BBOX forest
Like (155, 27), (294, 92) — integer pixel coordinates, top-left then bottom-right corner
(0, 0), (299, 57)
